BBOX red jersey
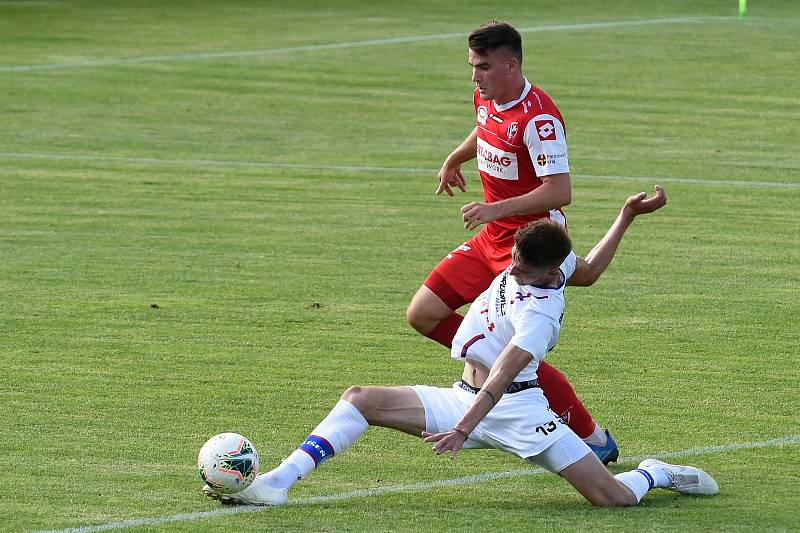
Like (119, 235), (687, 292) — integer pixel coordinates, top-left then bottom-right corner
(474, 79), (570, 246)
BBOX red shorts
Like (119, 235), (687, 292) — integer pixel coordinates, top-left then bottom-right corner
(424, 229), (513, 310)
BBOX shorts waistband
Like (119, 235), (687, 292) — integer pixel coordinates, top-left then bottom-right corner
(457, 379), (540, 395)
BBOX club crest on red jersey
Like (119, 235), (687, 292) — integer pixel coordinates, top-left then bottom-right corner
(477, 105), (488, 126)
(535, 120), (556, 141)
(506, 122), (518, 141)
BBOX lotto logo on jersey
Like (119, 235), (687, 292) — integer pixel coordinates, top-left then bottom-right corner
(476, 138), (518, 181)
(535, 120), (556, 141)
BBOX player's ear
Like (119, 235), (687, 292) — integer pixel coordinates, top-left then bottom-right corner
(507, 56), (518, 72)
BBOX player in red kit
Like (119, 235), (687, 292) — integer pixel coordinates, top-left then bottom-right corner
(406, 20), (618, 463)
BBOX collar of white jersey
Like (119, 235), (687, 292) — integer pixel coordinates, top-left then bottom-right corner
(493, 78), (532, 112)
(508, 267), (567, 295)
(531, 269), (567, 293)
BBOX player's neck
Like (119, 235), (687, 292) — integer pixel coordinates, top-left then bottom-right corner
(529, 270), (562, 289)
(494, 76), (527, 106)
(541, 273), (562, 289)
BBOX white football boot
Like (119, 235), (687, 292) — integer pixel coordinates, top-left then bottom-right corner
(638, 458), (719, 496)
(203, 476), (288, 506)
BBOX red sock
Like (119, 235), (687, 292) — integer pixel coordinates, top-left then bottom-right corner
(424, 313), (464, 349)
(537, 361), (596, 439)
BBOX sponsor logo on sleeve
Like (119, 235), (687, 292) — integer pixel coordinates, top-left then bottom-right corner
(477, 105), (488, 126)
(535, 120), (556, 141)
(537, 152), (567, 167)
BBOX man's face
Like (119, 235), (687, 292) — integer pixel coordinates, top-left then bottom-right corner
(468, 47), (515, 101)
(509, 246), (544, 286)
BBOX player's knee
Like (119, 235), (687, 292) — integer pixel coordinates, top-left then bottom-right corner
(341, 385), (365, 404)
(405, 303), (432, 333)
(341, 386), (375, 419)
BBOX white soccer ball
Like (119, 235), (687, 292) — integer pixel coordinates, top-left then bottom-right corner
(197, 432), (260, 494)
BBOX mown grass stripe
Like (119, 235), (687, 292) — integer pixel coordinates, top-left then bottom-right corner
(1, 151), (797, 189)
(0, 17), (734, 73)
(37, 434), (800, 533)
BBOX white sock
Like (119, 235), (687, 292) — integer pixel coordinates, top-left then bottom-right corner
(273, 399), (368, 488)
(640, 465), (671, 488)
(259, 460), (303, 490)
(583, 423), (607, 447)
(615, 470), (655, 503)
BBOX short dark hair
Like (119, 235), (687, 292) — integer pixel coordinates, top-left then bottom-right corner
(514, 219), (571, 269)
(468, 20), (523, 62)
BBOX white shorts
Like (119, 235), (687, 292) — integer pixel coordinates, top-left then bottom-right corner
(412, 382), (590, 470)
(528, 430), (592, 473)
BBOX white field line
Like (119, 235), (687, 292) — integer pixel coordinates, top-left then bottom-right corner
(0, 17), (735, 73)
(37, 434), (800, 533)
(1, 151), (798, 189)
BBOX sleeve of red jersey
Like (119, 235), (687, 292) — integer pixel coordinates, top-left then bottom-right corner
(523, 114), (570, 176)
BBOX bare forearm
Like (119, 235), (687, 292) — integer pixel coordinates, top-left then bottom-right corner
(586, 207), (635, 264)
(454, 346), (533, 435)
(568, 186), (666, 287)
(571, 208), (636, 286)
(452, 389), (495, 436)
(445, 128), (478, 168)
(492, 174), (571, 219)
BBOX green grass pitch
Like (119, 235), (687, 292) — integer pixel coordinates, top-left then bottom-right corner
(1, 1), (798, 531)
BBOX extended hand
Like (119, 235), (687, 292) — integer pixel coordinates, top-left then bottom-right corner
(435, 165), (467, 196)
(623, 185), (667, 217)
(422, 430), (467, 459)
(461, 202), (501, 230)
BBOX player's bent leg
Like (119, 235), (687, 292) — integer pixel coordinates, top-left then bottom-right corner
(406, 285), (465, 349)
(341, 385), (427, 437)
(558, 452), (639, 507)
(406, 285), (458, 334)
(551, 435), (719, 506)
(409, 241), (493, 347)
(529, 432), (636, 507)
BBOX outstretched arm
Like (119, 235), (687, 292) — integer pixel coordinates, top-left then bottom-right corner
(568, 185), (667, 287)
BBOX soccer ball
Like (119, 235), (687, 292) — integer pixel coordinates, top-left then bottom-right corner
(197, 432), (260, 494)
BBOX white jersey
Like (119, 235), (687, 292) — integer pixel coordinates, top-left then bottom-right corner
(451, 251), (577, 380)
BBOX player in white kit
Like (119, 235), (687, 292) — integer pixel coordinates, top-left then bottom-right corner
(204, 186), (719, 507)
